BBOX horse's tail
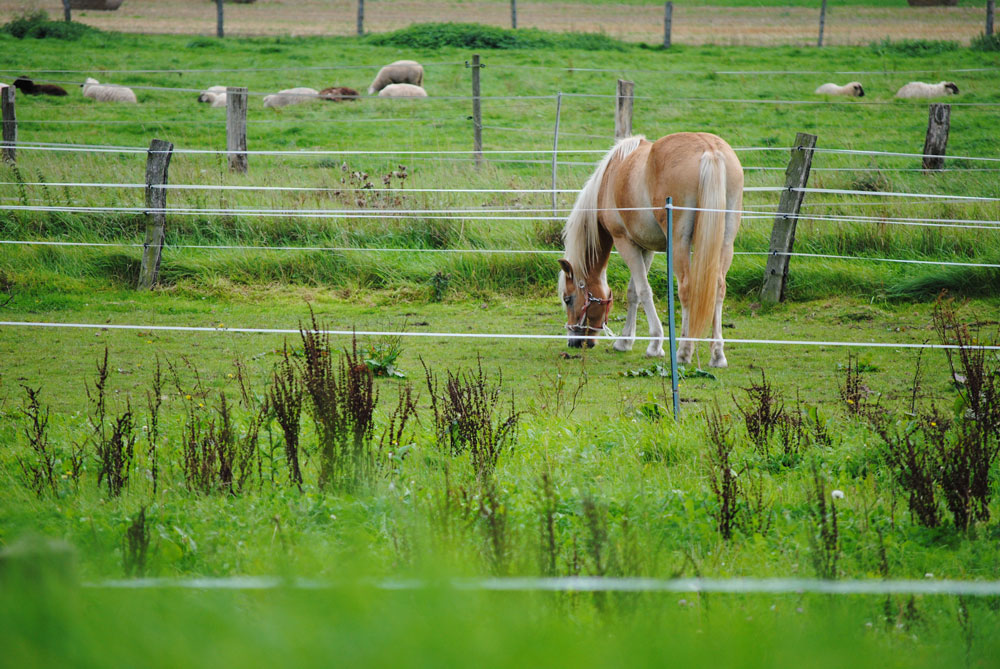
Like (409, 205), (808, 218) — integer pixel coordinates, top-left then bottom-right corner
(687, 150), (728, 341)
(563, 136), (644, 273)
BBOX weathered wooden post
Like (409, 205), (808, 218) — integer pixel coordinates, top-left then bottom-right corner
(357, 0), (364, 35)
(511, 0), (517, 29)
(551, 92), (562, 216)
(760, 132), (817, 304)
(215, 0), (224, 38)
(922, 103), (951, 172)
(817, 0), (827, 47)
(62, 0), (71, 22)
(226, 86), (248, 174)
(614, 79), (634, 139)
(1, 86), (16, 165)
(138, 139), (174, 290)
(988, 0), (995, 36)
(663, 1), (673, 49)
(469, 54), (483, 168)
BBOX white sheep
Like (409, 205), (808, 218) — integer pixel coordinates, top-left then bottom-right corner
(814, 81), (865, 97)
(377, 83), (428, 98)
(367, 60), (424, 95)
(198, 85), (227, 103)
(82, 77), (137, 103)
(262, 87), (319, 108)
(895, 81), (960, 99)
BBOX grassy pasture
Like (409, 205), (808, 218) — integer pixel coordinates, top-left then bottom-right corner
(2, 21), (1000, 667)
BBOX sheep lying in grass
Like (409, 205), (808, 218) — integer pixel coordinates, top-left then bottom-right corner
(13, 77), (68, 96)
(367, 60), (424, 95)
(895, 81), (959, 98)
(198, 85), (227, 103)
(82, 77), (137, 103)
(377, 83), (427, 98)
(263, 87), (319, 108)
(814, 81), (865, 97)
(319, 86), (360, 102)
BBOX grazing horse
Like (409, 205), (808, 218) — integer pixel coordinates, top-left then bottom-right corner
(558, 132), (743, 367)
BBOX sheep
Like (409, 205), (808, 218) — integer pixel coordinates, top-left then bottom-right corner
(262, 87), (319, 108)
(13, 77), (68, 96)
(377, 84), (428, 98)
(82, 77), (137, 103)
(367, 60), (424, 95)
(319, 86), (360, 102)
(198, 85), (227, 103)
(814, 81), (865, 97)
(895, 81), (960, 99)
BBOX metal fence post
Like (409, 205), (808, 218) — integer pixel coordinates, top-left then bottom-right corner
(551, 92), (562, 216)
(666, 197), (680, 420)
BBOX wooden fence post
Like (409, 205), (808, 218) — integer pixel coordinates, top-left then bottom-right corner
(511, 0), (517, 29)
(988, 0), (995, 37)
(62, 0), (71, 22)
(614, 79), (634, 139)
(138, 139), (174, 290)
(357, 0), (364, 35)
(551, 92), (562, 216)
(817, 0), (827, 47)
(1, 87), (15, 165)
(760, 132), (817, 304)
(226, 86), (248, 174)
(663, 1), (673, 48)
(469, 54), (483, 168)
(922, 103), (950, 172)
(215, 0), (224, 38)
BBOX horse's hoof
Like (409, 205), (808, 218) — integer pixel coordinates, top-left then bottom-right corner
(677, 352), (693, 365)
(709, 354), (728, 368)
(613, 339), (633, 352)
(645, 347), (666, 358)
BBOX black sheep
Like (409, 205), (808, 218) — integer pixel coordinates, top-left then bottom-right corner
(13, 77), (68, 97)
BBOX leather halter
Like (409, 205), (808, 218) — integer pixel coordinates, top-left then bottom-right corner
(567, 288), (613, 334)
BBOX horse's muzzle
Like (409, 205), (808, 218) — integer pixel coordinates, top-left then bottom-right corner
(567, 326), (595, 348)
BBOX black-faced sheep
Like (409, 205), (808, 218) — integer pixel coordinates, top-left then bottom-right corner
(82, 78), (138, 103)
(367, 61), (424, 95)
(814, 81), (865, 97)
(895, 81), (959, 98)
(377, 84), (427, 98)
(13, 77), (68, 96)
(263, 87), (319, 108)
(198, 86), (227, 103)
(319, 86), (360, 102)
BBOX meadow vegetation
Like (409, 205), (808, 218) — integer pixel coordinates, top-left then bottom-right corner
(2, 18), (1000, 667)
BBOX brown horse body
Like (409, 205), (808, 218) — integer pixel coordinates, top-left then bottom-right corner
(558, 132), (743, 367)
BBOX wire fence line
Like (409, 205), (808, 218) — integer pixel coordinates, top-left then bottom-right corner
(8, 141), (1000, 164)
(79, 575), (1000, 597)
(1, 320), (997, 351)
(3, 239), (998, 270)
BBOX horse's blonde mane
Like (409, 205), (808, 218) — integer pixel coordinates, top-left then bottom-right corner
(562, 136), (644, 276)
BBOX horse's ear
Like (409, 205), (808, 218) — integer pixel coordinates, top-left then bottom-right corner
(558, 258), (573, 279)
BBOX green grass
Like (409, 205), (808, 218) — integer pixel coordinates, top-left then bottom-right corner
(2, 24), (1000, 667)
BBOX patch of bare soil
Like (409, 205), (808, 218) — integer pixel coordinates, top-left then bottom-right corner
(2, 1), (987, 45)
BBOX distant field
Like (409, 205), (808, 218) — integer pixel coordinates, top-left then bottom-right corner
(0, 0), (990, 44)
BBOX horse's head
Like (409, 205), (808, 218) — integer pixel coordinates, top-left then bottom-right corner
(558, 258), (612, 349)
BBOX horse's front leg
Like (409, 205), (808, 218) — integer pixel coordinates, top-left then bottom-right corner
(613, 248), (653, 353)
(616, 243), (663, 357)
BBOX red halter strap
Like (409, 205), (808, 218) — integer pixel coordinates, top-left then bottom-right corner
(571, 289), (613, 332)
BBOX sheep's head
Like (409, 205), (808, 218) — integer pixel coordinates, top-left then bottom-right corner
(944, 82), (959, 95)
(81, 77), (98, 89)
(13, 77), (32, 91)
(851, 82), (865, 97)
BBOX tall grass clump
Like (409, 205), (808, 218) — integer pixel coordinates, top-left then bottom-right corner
(367, 22), (628, 51)
(2, 10), (99, 40)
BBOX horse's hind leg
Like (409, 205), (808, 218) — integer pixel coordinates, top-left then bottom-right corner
(613, 247), (653, 352)
(709, 210), (740, 368)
